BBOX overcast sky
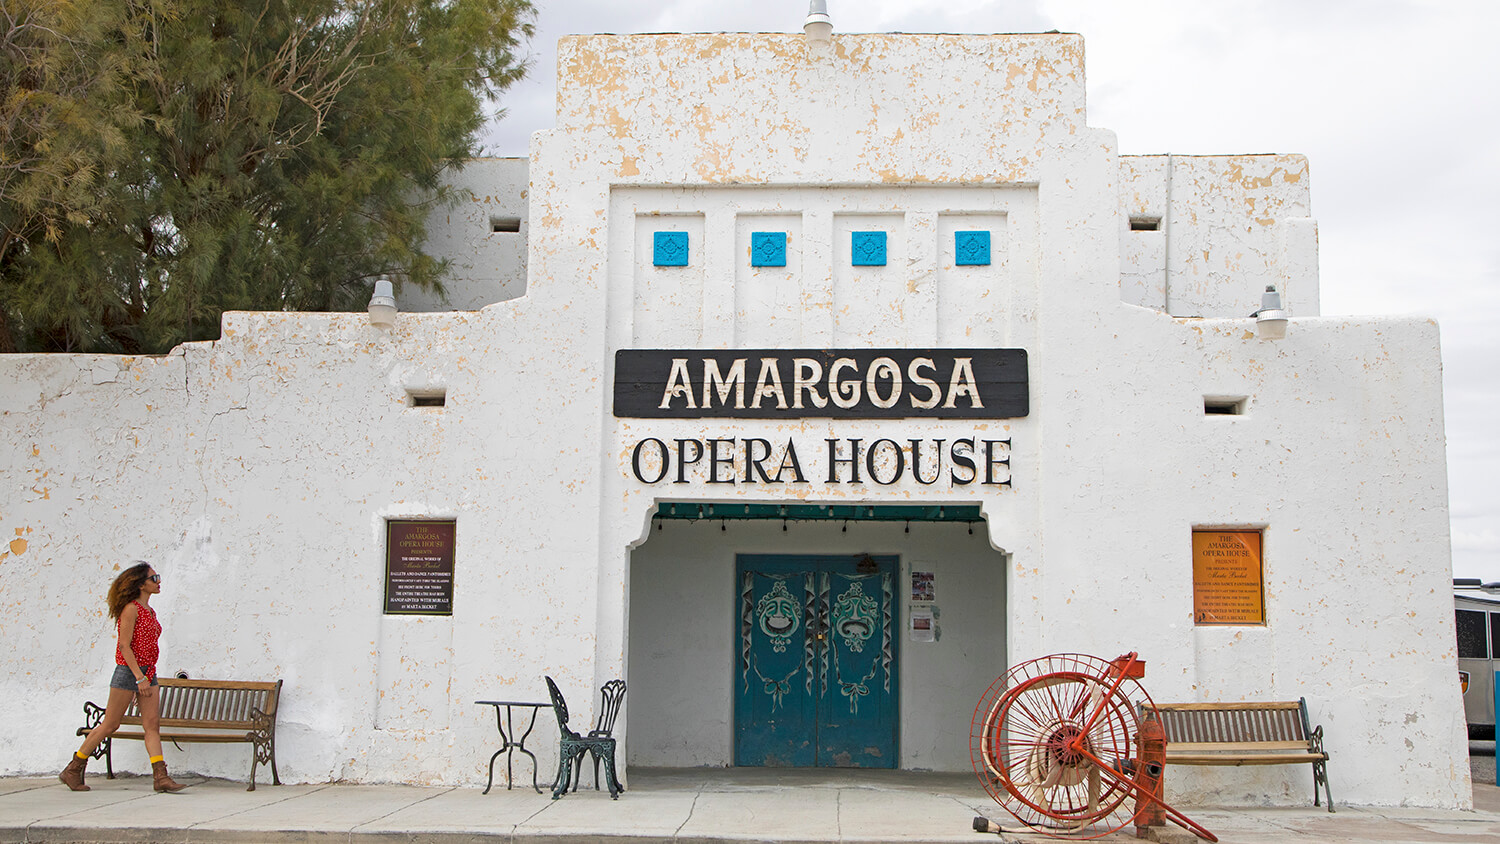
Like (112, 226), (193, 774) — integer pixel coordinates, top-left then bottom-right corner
(480, 0), (1499, 582)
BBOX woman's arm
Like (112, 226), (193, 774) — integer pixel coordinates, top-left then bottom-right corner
(116, 603), (150, 689)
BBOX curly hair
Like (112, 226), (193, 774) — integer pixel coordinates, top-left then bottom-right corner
(107, 562), (153, 620)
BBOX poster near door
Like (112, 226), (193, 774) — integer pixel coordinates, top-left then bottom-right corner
(734, 554), (899, 767)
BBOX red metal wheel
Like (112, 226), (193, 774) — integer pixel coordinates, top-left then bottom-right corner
(970, 654), (1154, 839)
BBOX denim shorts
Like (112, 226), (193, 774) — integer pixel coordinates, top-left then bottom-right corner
(109, 665), (158, 691)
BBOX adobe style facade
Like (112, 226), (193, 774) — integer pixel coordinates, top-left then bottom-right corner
(1, 32), (1468, 807)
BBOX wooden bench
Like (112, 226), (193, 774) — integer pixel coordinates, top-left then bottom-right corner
(78, 678), (282, 791)
(1150, 698), (1332, 811)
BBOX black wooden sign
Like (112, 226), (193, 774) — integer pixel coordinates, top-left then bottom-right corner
(614, 349), (1028, 419)
(384, 520), (456, 616)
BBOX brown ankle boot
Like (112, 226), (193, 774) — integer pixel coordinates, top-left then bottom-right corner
(152, 760), (185, 793)
(60, 754), (90, 791)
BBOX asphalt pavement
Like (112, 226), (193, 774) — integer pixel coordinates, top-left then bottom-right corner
(1470, 740), (1496, 787)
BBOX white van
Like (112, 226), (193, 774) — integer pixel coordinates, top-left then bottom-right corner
(1456, 578), (1500, 739)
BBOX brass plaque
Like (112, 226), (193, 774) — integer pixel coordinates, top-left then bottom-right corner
(1192, 530), (1265, 625)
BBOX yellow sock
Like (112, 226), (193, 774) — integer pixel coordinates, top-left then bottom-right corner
(149, 755), (164, 764)
(75, 751), (87, 760)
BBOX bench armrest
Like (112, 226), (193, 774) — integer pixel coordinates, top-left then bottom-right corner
(1308, 723), (1325, 756)
(81, 700), (105, 732)
(249, 706), (276, 735)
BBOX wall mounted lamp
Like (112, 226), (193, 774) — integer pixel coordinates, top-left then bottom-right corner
(1253, 284), (1288, 340)
(804, 1), (832, 44)
(368, 277), (398, 328)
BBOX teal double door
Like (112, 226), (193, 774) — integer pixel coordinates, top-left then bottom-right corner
(734, 554), (899, 768)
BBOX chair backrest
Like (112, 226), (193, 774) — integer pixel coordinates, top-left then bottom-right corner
(591, 679), (626, 737)
(545, 676), (581, 740)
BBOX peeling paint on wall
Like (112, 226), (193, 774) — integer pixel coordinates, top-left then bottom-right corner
(0, 31), (1462, 809)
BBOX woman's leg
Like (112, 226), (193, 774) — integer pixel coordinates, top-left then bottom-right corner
(76, 687), (135, 756)
(138, 683), (163, 760)
(140, 685), (185, 792)
(62, 686), (134, 789)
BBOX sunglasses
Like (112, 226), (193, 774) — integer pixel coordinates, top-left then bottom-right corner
(147, 574), (161, 583)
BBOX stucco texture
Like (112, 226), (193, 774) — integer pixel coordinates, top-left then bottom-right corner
(0, 32), (1465, 808)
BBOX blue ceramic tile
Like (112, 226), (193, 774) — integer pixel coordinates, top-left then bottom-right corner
(751, 232), (787, 267)
(653, 231), (689, 266)
(955, 231), (991, 266)
(851, 231), (887, 266)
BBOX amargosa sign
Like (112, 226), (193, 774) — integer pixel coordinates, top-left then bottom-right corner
(613, 349), (1028, 419)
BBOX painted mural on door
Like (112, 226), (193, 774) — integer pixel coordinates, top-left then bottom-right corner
(735, 554), (898, 767)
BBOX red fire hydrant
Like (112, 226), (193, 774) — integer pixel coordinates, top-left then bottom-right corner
(1134, 710), (1167, 833)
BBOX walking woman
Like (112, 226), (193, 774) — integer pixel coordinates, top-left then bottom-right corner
(60, 562), (185, 792)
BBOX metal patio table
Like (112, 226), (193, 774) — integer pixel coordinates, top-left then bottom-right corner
(475, 699), (549, 793)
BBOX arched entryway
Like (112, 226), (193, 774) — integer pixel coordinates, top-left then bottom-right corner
(625, 504), (1009, 772)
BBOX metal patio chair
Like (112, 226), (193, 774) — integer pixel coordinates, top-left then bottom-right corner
(545, 676), (623, 799)
(569, 679), (626, 793)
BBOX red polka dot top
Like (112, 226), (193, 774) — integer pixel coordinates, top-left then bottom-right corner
(116, 600), (161, 676)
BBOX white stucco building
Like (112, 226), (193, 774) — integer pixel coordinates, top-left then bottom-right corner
(1, 30), (1468, 808)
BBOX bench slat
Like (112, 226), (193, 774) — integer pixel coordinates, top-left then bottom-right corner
(1155, 701), (1302, 712)
(117, 715), (264, 729)
(160, 717), (263, 729)
(1247, 709), (1265, 742)
(1166, 753), (1328, 766)
(1247, 709), (1269, 742)
(156, 679), (281, 691)
(111, 729), (261, 744)
(1167, 741), (1313, 753)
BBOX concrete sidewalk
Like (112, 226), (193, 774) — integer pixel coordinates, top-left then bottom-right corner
(3, 768), (1499, 844)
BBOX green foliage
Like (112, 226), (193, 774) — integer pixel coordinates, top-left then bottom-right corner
(1, 1), (139, 351)
(0, 0), (534, 353)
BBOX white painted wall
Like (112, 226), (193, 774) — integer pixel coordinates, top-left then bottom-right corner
(0, 32), (1466, 809)
(3, 308), (613, 787)
(1118, 155), (1319, 318)
(404, 157), (529, 311)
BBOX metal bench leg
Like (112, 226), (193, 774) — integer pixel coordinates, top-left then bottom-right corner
(248, 719), (281, 790)
(1314, 759), (1334, 812)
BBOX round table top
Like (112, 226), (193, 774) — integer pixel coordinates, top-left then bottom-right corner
(475, 700), (549, 708)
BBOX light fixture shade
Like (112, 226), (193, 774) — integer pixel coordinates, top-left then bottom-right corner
(805, 0), (832, 43)
(368, 278), (398, 328)
(1255, 311), (1288, 339)
(1255, 285), (1287, 339)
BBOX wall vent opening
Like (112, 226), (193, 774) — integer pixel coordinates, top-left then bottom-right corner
(489, 216), (521, 233)
(408, 390), (447, 408)
(1204, 396), (1247, 416)
(1130, 217), (1162, 232)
